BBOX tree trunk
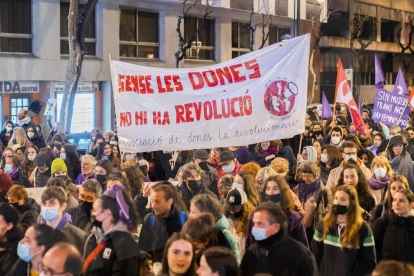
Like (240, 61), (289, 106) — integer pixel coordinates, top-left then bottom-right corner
(58, 0), (98, 133)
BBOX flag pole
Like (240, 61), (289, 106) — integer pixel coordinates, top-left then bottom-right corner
(295, 133), (304, 179)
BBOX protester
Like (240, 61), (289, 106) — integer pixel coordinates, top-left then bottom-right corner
(21, 145), (38, 179)
(358, 148), (375, 169)
(121, 164), (144, 199)
(26, 126), (46, 149)
(233, 171), (260, 207)
(189, 194), (239, 264)
(7, 224), (65, 276)
(75, 154), (96, 184)
(4, 154), (30, 187)
(39, 186), (86, 248)
(217, 150), (243, 185)
(42, 242), (83, 276)
(241, 202), (318, 276)
(239, 162), (261, 182)
(87, 128), (101, 154)
(297, 146), (318, 163)
(368, 156), (393, 204)
(17, 109), (35, 131)
(84, 184), (139, 275)
(0, 171), (13, 202)
(60, 144), (81, 183)
(218, 174), (233, 203)
(96, 141), (121, 172)
(0, 120), (14, 147)
(33, 152), (52, 187)
(228, 146), (251, 165)
(94, 159), (113, 191)
(252, 141), (278, 167)
(368, 133), (385, 157)
(0, 202), (24, 276)
(324, 126), (343, 147)
(371, 260), (414, 276)
(139, 184), (189, 262)
(373, 188), (414, 264)
(7, 127), (30, 151)
(295, 161), (331, 242)
(276, 139), (297, 179)
(161, 232), (198, 276)
(386, 136), (414, 190)
(319, 145), (342, 184)
(312, 140), (324, 162)
(1, 148), (14, 171)
(47, 175), (79, 209)
(15, 146), (26, 162)
(106, 172), (133, 198)
(197, 247), (239, 276)
(66, 179), (102, 232)
(6, 185), (39, 231)
(139, 251), (154, 276)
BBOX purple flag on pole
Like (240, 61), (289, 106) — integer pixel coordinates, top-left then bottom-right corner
(393, 67), (408, 95)
(322, 91), (333, 119)
(375, 54), (385, 89)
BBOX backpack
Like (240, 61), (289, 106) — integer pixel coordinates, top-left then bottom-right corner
(149, 211), (187, 230)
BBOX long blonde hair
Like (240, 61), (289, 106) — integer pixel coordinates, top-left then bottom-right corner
(323, 185), (363, 249)
(8, 127), (29, 148)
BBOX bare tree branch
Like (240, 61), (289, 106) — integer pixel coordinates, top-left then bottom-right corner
(397, 15), (414, 73)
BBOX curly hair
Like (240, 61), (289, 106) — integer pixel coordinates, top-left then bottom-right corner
(240, 162), (261, 180)
(270, 157), (289, 174)
(181, 162), (205, 180)
(337, 160), (372, 204)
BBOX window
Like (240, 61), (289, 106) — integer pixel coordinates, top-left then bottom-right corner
(269, 26), (291, 45)
(60, 2), (96, 56)
(230, 0), (253, 11)
(119, 9), (159, 59)
(184, 17), (215, 60)
(56, 93), (95, 133)
(0, 0), (32, 53)
(232, 22), (250, 58)
(10, 95), (31, 124)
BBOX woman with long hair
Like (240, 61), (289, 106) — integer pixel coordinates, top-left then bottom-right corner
(1, 148), (15, 171)
(373, 189), (414, 264)
(367, 156), (393, 204)
(60, 144), (81, 183)
(21, 145), (39, 178)
(310, 185), (376, 276)
(25, 126), (46, 149)
(7, 127), (30, 151)
(232, 171), (259, 207)
(337, 160), (376, 219)
(319, 145), (343, 185)
(94, 159), (113, 191)
(251, 141), (278, 167)
(245, 175), (308, 249)
(122, 164), (144, 199)
(0, 120), (14, 147)
(370, 175), (411, 225)
(96, 142), (121, 172)
(161, 232), (198, 276)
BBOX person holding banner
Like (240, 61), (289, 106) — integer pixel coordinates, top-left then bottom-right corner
(386, 136), (414, 190)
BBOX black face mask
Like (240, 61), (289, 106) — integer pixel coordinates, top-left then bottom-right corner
(314, 131), (323, 136)
(96, 174), (107, 185)
(198, 161), (209, 172)
(265, 194), (281, 203)
(91, 216), (102, 229)
(188, 179), (202, 191)
(234, 209), (243, 218)
(332, 204), (348, 215)
(10, 202), (20, 209)
(80, 200), (94, 214)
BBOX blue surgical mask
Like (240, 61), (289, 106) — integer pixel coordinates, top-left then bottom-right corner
(252, 225), (273, 241)
(102, 155), (109, 160)
(28, 155), (36, 161)
(60, 153), (66, 161)
(374, 168), (387, 179)
(4, 164), (13, 174)
(17, 243), (34, 262)
(222, 165), (233, 174)
(40, 207), (60, 222)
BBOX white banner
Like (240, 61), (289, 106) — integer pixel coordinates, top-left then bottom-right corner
(110, 34), (310, 152)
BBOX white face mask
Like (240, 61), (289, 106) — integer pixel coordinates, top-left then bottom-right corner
(320, 153), (329, 163)
(232, 182), (244, 190)
(27, 132), (34, 139)
(331, 136), (341, 145)
(345, 154), (357, 162)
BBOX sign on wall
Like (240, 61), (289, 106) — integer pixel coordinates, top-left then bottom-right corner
(0, 81), (39, 93)
(54, 81), (94, 92)
(110, 34), (310, 152)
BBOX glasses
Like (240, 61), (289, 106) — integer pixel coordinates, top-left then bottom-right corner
(79, 193), (95, 202)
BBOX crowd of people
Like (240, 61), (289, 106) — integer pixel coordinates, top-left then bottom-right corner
(0, 107), (414, 275)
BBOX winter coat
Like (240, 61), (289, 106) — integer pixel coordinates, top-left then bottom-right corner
(83, 222), (140, 276)
(217, 160), (242, 186)
(241, 227), (318, 276)
(373, 210), (414, 264)
(311, 221), (376, 276)
(319, 161), (341, 186)
(326, 159), (372, 191)
(175, 162), (219, 197)
(66, 201), (92, 232)
(179, 181), (218, 210)
(279, 145), (297, 177)
(214, 215), (241, 264)
(387, 152), (414, 191)
(19, 120), (35, 131)
(246, 210), (308, 249)
(16, 198), (39, 231)
(138, 204), (188, 262)
(28, 136), (46, 149)
(0, 239), (22, 276)
(10, 167), (31, 187)
(0, 129), (13, 147)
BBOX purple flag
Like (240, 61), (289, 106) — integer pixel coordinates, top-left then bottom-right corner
(393, 67), (408, 95)
(322, 91), (333, 119)
(375, 54), (385, 89)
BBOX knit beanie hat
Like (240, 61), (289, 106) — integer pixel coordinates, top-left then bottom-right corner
(51, 158), (68, 175)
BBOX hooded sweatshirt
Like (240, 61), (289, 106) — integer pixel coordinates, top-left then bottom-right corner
(214, 215), (240, 264)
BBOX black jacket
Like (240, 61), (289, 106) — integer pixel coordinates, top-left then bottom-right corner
(251, 152), (275, 167)
(83, 229), (140, 276)
(241, 228), (318, 276)
(373, 211), (414, 264)
(181, 185), (218, 211)
(66, 202), (92, 232)
(0, 228), (24, 276)
(0, 129), (12, 147)
(319, 161), (341, 186)
(138, 204), (188, 262)
(28, 136), (46, 150)
(6, 259), (28, 276)
(10, 168), (31, 187)
(16, 198), (39, 231)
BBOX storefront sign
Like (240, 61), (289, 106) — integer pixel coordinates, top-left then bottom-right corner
(0, 81), (39, 93)
(110, 34), (310, 152)
(54, 81), (93, 92)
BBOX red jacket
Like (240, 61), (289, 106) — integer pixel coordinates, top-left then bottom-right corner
(217, 160), (242, 189)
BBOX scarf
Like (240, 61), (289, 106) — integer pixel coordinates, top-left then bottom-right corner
(18, 115), (30, 126)
(298, 179), (320, 203)
(180, 181), (204, 201)
(367, 175), (390, 190)
(370, 145), (379, 156)
(8, 166), (20, 178)
(260, 147), (278, 158)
